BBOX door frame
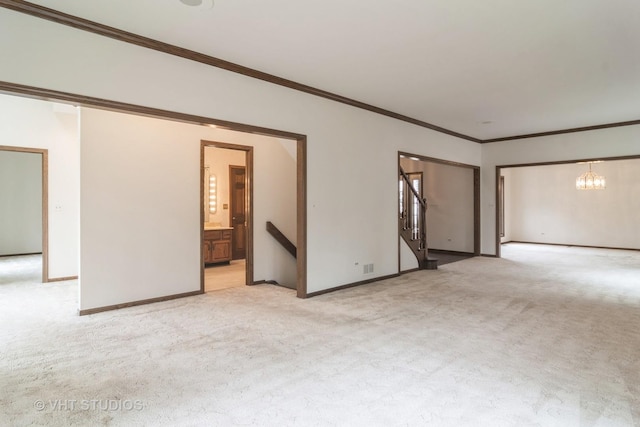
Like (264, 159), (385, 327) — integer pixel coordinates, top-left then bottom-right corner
(398, 151), (481, 272)
(0, 145), (49, 283)
(201, 141), (254, 291)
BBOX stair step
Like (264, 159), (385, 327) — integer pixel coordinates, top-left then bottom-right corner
(423, 257), (438, 270)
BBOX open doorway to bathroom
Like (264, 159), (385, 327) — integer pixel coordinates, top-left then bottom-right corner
(201, 141), (253, 292)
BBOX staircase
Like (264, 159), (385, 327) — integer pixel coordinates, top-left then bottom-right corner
(399, 167), (437, 270)
(265, 221), (297, 290)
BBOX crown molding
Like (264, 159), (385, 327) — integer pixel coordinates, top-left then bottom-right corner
(483, 119), (640, 143)
(0, 80), (305, 140)
(2, 1), (640, 145)
(0, 0), (481, 143)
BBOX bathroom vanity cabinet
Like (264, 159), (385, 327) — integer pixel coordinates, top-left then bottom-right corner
(203, 228), (233, 264)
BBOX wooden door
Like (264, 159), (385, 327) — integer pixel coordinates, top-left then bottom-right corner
(229, 166), (246, 260)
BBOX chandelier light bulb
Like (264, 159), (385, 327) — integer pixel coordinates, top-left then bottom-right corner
(179, 0), (214, 9)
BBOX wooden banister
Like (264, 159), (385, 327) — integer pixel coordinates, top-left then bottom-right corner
(400, 168), (426, 209)
(266, 221), (297, 258)
(399, 167), (435, 268)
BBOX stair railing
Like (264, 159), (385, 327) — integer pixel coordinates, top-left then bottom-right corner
(266, 221), (296, 258)
(399, 168), (427, 251)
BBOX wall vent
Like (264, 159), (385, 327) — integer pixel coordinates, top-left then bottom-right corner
(363, 263), (374, 274)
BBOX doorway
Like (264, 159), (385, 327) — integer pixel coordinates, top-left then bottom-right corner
(0, 146), (48, 283)
(398, 152), (480, 272)
(201, 141), (253, 292)
(495, 154), (640, 258)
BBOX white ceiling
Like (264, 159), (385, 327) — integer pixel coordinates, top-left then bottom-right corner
(27, 0), (640, 140)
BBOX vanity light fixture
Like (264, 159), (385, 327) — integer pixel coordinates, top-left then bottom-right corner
(209, 174), (217, 213)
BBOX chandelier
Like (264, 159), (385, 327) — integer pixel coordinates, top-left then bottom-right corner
(179, 0), (214, 8)
(576, 162), (606, 190)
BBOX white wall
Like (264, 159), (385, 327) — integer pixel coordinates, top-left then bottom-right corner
(0, 95), (79, 278)
(400, 158), (474, 252)
(503, 160), (640, 249)
(5, 9), (639, 283)
(80, 108), (297, 310)
(482, 124), (640, 255)
(255, 140), (297, 288)
(400, 239), (419, 272)
(0, 151), (42, 255)
(0, 9), (481, 300)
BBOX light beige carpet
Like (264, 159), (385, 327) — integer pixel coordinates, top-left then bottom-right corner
(1, 244), (639, 426)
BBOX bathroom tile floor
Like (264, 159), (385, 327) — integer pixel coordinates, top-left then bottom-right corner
(204, 259), (246, 292)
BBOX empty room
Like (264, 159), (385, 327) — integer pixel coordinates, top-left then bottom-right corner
(1, 1), (639, 425)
